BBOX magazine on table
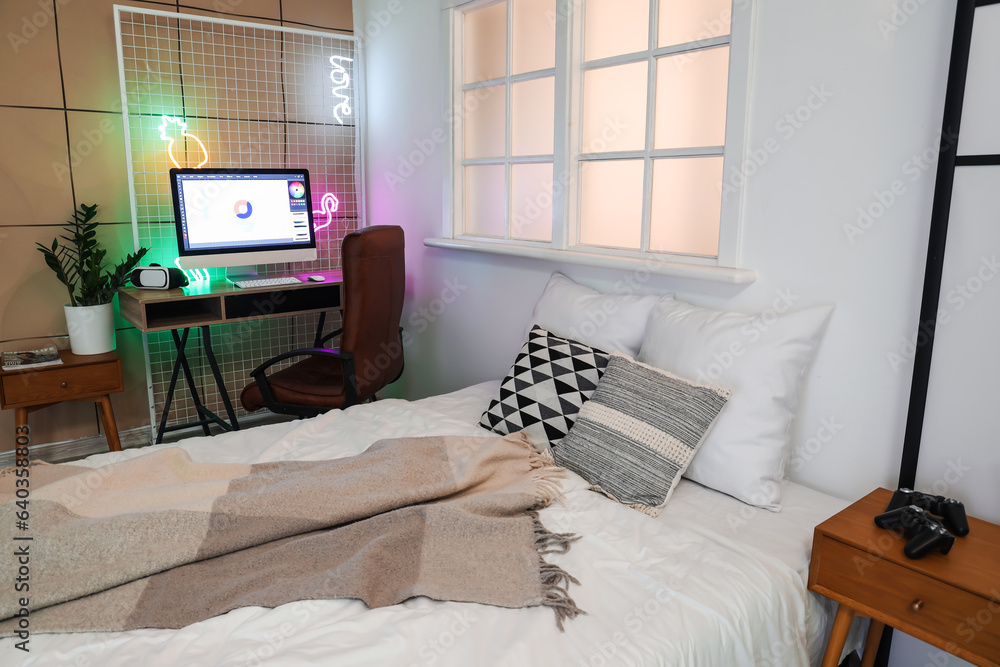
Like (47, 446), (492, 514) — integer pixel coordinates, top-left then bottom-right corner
(1, 346), (63, 371)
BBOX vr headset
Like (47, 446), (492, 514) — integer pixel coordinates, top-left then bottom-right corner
(129, 264), (190, 290)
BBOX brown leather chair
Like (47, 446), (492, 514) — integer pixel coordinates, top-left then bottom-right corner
(239, 225), (405, 418)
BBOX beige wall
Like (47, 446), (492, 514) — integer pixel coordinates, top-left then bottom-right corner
(0, 0), (352, 451)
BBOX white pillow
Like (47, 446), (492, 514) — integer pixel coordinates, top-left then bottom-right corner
(637, 297), (833, 510)
(525, 272), (663, 357)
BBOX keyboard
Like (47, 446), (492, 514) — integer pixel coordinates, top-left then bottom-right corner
(232, 276), (303, 289)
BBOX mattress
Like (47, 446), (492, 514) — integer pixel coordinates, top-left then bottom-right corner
(5, 382), (860, 666)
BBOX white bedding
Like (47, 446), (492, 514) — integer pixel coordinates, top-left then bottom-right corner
(6, 382), (857, 667)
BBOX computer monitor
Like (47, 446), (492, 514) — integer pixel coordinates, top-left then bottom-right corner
(170, 168), (318, 276)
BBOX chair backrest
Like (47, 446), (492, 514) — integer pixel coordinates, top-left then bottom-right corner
(340, 225), (405, 400)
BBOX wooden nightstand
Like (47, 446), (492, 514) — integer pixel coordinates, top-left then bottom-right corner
(809, 488), (1000, 667)
(0, 350), (125, 452)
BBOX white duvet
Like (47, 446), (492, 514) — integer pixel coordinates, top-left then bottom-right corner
(4, 383), (854, 667)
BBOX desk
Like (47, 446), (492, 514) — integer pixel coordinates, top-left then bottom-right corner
(118, 270), (343, 443)
(809, 488), (1000, 667)
(0, 350), (125, 452)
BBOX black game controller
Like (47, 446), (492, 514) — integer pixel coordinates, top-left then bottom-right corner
(886, 488), (970, 537)
(874, 506), (956, 559)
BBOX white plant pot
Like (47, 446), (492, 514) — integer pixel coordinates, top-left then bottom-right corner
(65, 303), (116, 355)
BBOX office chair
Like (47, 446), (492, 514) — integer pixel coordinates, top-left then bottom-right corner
(239, 225), (405, 418)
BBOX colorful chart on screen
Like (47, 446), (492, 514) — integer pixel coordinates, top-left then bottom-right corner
(234, 200), (253, 219)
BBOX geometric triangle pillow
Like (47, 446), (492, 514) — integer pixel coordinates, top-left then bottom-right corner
(480, 325), (611, 451)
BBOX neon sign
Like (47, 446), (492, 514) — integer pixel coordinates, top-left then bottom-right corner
(329, 56), (353, 124)
(174, 257), (209, 283)
(313, 192), (340, 232)
(157, 115), (209, 169)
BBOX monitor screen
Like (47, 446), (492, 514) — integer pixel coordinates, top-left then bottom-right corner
(170, 168), (318, 269)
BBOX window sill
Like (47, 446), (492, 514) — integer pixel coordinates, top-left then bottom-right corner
(423, 238), (757, 285)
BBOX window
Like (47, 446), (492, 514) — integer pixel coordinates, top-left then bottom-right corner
(461, 0), (557, 242)
(433, 0), (755, 281)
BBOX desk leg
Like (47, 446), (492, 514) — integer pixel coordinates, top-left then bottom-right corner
(156, 329), (211, 445)
(157, 329), (186, 444)
(173, 328), (212, 437)
(201, 326), (239, 431)
(97, 395), (122, 452)
(860, 620), (885, 667)
(313, 311), (327, 348)
(822, 604), (856, 667)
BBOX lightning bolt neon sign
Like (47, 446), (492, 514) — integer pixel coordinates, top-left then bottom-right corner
(174, 257), (209, 284)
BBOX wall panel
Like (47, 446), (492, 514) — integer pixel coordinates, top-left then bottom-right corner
(0, 0), (64, 108)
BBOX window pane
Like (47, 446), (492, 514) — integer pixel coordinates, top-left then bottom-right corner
(654, 45), (729, 149)
(464, 165), (506, 237)
(958, 5), (1000, 154)
(584, 0), (649, 61)
(511, 163), (554, 241)
(464, 85), (506, 159)
(512, 77), (554, 156)
(512, 0), (555, 74)
(579, 159), (644, 249)
(658, 0), (731, 48)
(464, 2), (507, 84)
(582, 62), (648, 153)
(650, 157), (723, 256)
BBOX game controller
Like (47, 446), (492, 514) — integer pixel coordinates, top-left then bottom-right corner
(874, 506), (956, 559)
(886, 488), (970, 537)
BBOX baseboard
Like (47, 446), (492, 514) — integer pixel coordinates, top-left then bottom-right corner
(1, 412), (298, 468)
(0, 427), (152, 467)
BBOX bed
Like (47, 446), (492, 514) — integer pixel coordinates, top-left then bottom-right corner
(3, 380), (862, 667)
(5, 272), (863, 665)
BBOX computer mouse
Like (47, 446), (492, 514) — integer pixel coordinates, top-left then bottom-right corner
(306, 275), (325, 282)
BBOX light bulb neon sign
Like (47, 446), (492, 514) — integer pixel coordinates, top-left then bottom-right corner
(158, 115), (209, 169)
(313, 192), (340, 232)
(329, 56), (353, 124)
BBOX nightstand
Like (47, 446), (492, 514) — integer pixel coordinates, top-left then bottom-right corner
(809, 488), (1000, 667)
(0, 350), (125, 452)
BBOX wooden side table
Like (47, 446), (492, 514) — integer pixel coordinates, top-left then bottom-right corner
(0, 350), (125, 452)
(809, 488), (1000, 667)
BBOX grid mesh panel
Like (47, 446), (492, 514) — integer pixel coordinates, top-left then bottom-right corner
(118, 9), (358, 432)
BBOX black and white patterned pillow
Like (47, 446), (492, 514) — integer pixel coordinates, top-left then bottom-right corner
(479, 326), (611, 449)
(554, 353), (731, 517)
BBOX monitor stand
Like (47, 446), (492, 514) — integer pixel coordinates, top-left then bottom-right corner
(224, 266), (262, 283)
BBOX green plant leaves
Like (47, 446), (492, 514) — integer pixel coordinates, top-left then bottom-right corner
(36, 203), (151, 307)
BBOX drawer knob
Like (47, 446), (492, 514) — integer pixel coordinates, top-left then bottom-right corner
(911, 599), (924, 613)
(60, 382), (68, 388)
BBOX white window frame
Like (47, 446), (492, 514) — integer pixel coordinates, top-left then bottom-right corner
(428, 0), (757, 284)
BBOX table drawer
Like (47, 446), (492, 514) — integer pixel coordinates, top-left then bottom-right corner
(815, 538), (1000, 660)
(1, 361), (122, 406)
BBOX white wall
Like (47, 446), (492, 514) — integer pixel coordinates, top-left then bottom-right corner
(355, 1), (992, 665)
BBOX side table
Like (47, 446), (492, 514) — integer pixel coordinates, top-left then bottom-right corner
(0, 350), (125, 452)
(809, 488), (1000, 667)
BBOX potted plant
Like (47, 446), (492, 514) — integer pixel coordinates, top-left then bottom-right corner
(36, 203), (149, 355)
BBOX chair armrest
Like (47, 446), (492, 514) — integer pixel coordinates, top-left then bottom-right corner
(250, 347), (358, 410)
(249, 347), (352, 375)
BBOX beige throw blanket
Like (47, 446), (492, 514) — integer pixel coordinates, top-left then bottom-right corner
(0, 433), (581, 635)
